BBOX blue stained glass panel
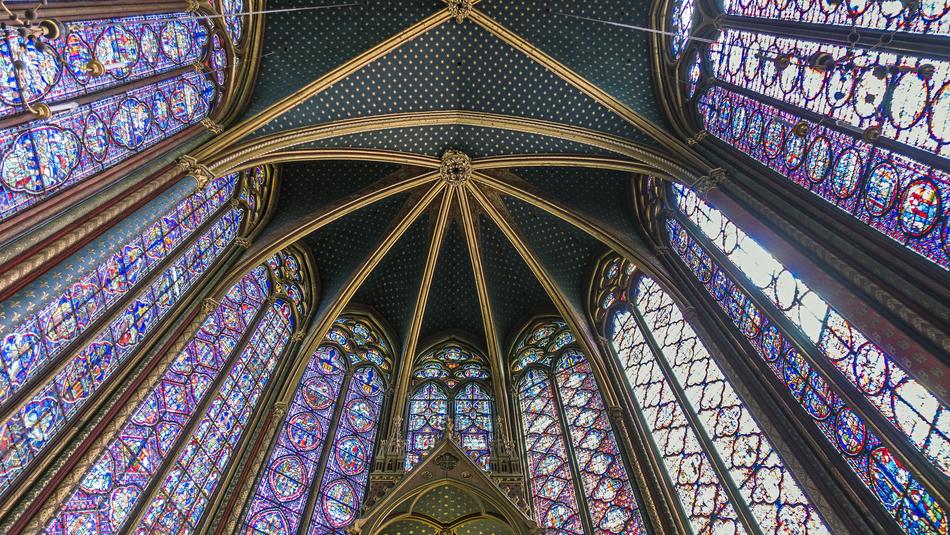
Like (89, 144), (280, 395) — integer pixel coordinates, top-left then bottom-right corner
(43, 266), (271, 535)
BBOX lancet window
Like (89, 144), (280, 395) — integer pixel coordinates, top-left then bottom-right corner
(513, 320), (645, 535)
(0, 166), (268, 503)
(242, 315), (393, 535)
(41, 247), (309, 534)
(405, 342), (494, 470)
(671, 0), (949, 271)
(666, 184), (947, 534)
(0, 6), (246, 224)
(598, 257), (827, 533)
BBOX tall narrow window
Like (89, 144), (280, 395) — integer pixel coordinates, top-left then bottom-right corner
(686, 0), (949, 271)
(608, 270), (827, 533)
(42, 248), (307, 535)
(242, 315), (393, 535)
(667, 189), (947, 534)
(513, 320), (646, 535)
(0, 11), (237, 223)
(405, 342), (494, 470)
(0, 168), (264, 500)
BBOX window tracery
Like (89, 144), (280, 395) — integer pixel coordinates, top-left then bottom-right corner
(241, 315), (393, 535)
(42, 247), (307, 534)
(513, 320), (645, 535)
(0, 6), (244, 224)
(405, 342), (494, 471)
(666, 186), (947, 534)
(0, 167), (267, 500)
(680, 0), (949, 273)
(605, 265), (827, 533)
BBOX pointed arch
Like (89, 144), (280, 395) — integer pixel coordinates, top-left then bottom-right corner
(240, 312), (394, 535)
(33, 244), (313, 534)
(404, 339), (495, 471)
(511, 318), (647, 535)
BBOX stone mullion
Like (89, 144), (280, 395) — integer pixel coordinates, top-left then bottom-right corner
(627, 302), (766, 535)
(653, 244), (896, 533)
(675, 211), (950, 507)
(546, 365), (598, 535)
(9, 246), (244, 532)
(0, 185), (235, 422)
(0, 207), (243, 526)
(296, 368), (356, 535)
(199, 328), (307, 535)
(698, 156), (950, 399)
(592, 325), (693, 535)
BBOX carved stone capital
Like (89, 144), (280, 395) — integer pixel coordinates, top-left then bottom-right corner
(607, 406), (626, 426)
(271, 401), (288, 419)
(691, 170), (725, 198)
(201, 118), (223, 134)
(654, 246), (672, 258)
(687, 129), (708, 146)
(201, 297), (220, 314)
(234, 237), (252, 248)
(291, 330), (306, 343)
(186, 0), (201, 12)
(229, 198), (243, 209)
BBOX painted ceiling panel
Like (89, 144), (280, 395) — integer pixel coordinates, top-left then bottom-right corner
(479, 0), (669, 128)
(242, 0), (444, 117)
(419, 221), (485, 342)
(249, 21), (653, 145)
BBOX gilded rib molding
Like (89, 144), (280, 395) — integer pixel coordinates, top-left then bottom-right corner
(391, 187), (457, 414)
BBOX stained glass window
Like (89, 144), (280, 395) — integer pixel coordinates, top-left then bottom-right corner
(721, 0), (948, 35)
(697, 85), (950, 269)
(707, 30), (948, 157)
(405, 343), (494, 470)
(611, 275), (828, 533)
(674, 184), (949, 478)
(514, 320), (646, 535)
(0, 10), (230, 223)
(405, 382), (447, 469)
(670, 0), (696, 58)
(0, 14), (210, 117)
(43, 264), (274, 534)
(667, 213), (947, 534)
(242, 315), (393, 535)
(0, 168), (262, 500)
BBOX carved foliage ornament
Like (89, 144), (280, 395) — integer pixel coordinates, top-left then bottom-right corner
(440, 149), (472, 184)
(444, 0), (473, 22)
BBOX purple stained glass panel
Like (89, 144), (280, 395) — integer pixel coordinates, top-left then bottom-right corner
(454, 382), (493, 470)
(698, 85), (950, 269)
(0, 207), (242, 497)
(309, 366), (385, 534)
(136, 300), (294, 534)
(519, 369), (585, 535)
(0, 71), (216, 222)
(554, 351), (646, 535)
(405, 382), (447, 470)
(241, 344), (347, 535)
(43, 266), (271, 535)
(0, 14), (209, 118)
(0, 174), (236, 409)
